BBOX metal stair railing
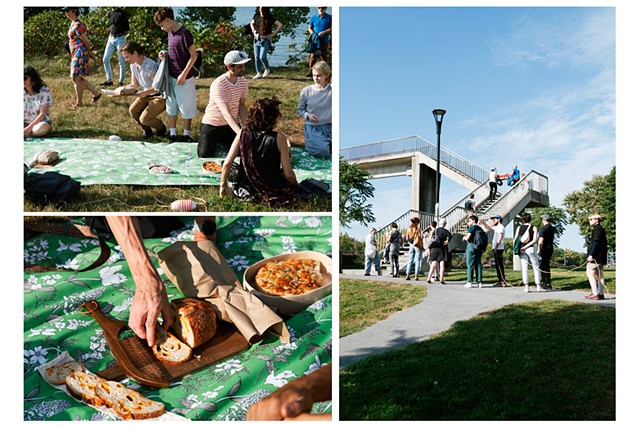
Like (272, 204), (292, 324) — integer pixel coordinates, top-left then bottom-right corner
(373, 209), (435, 249)
(340, 135), (489, 185)
(477, 170), (548, 222)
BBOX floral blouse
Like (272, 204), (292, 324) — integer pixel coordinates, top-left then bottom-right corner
(68, 20), (87, 51)
(24, 86), (52, 123)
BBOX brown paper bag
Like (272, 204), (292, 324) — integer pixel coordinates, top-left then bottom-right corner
(157, 240), (290, 344)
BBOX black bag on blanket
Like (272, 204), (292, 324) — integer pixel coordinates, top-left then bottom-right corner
(24, 171), (80, 206)
(296, 178), (330, 199)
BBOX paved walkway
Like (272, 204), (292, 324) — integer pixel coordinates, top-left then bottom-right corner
(339, 273), (616, 369)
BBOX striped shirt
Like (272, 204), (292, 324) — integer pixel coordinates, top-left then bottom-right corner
(167, 26), (194, 79)
(202, 75), (249, 127)
(130, 57), (158, 90)
(297, 83), (332, 125)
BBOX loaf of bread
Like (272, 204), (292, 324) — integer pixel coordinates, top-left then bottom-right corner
(65, 371), (107, 407)
(170, 298), (217, 349)
(95, 379), (165, 420)
(152, 325), (192, 364)
(43, 360), (85, 385)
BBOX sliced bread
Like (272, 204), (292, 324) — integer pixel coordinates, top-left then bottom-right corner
(65, 371), (107, 407)
(152, 325), (192, 364)
(170, 298), (217, 349)
(95, 380), (165, 420)
(43, 360), (85, 385)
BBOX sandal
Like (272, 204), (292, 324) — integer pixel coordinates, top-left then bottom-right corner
(92, 93), (102, 103)
(71, 103), (84, 109)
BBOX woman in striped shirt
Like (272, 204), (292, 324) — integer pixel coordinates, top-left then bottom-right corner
(296, 61), (332, 159)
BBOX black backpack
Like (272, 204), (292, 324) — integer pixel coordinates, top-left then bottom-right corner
(24, 171), (81, 206)
(472, 226), (488, 251)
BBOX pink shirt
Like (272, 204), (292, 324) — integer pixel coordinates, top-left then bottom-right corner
(202, 75), (248, 127)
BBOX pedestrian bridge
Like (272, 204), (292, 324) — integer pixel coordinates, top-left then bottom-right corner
(340, 135), (550, 250)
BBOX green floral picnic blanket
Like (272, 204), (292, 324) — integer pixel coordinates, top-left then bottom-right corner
(24, 138), (332, 186)
(24, 216), (332, 421)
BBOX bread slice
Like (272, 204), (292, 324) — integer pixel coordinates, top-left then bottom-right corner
(65, 371), (107, 407)
(95, 380), (165, 420)
(170, 298), (217, 349)
(43, 360), (85, 385)
(152, 325), (192, 364)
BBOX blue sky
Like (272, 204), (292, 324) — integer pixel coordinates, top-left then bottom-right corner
(339, 6), (616, 251)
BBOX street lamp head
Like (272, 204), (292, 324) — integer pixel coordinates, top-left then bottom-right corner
(432, 109), (446, 123)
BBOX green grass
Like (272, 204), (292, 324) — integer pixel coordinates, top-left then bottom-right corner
(24, 55), (331, 212)
(339, 299), (615, 420)
(339, 279), (426, 337)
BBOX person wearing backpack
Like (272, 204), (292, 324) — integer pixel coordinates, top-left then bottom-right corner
(425, 218), (452, 284)
(515, 212), (543, 292)
(463, 215), (486, 288)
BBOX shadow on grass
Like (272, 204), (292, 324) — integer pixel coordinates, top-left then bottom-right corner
(339, 299), (615, 420)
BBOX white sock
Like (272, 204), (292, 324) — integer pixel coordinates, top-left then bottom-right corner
(183, 129), (191, 136)
(170, 128), (177, 136)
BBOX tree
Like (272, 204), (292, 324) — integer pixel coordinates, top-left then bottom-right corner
(529, 206), (568, 246)
(563, 167), (615, 250)
(339, 158), (375, 228)
(24, 7), (90, 23)
(178, 7), (236, 29)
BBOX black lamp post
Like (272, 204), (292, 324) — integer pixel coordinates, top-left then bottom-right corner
(432, 109), (446, 220)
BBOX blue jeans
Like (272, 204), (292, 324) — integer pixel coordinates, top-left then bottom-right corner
(254, 38), (271, 73)
(103, 34), (127, 83)
(304, 123), (332, 158)
(466, 244), (483, 283)
(364, 251), (380, 275)
(407, 244), (422, 276)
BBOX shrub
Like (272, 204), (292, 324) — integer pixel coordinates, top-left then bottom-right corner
(23, 10), (69, 57)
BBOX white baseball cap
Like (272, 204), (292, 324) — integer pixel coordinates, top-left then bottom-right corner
(224, 50), (251, 65)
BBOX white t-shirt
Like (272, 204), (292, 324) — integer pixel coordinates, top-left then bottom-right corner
(492, 223), (505, 250)
(489, 170), (497, 183)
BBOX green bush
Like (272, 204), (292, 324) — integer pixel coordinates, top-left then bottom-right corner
(23, 10), (69, 57)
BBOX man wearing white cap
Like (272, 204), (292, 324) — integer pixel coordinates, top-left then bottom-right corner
(198, 50), (251, 157)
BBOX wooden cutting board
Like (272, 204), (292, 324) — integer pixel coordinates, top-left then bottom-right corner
(81, 300), (249, 388)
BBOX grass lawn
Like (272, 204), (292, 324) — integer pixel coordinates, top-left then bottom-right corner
(339, 279), (426, 337)
(24, 55), (331, 212)
(339, 299), (615, 420)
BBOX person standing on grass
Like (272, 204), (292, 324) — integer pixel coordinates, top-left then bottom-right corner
(364, 228), (382, 276)
(100, 7), (129, 87)
(118, 41), (166, 139)
(154, 7), (198, 143)
(307, 7), (332, 75)
(198, 50), (250, 158)
(463, 215), (483, 288)
(250, 7), (283, 80)
(515, 212), (543, 293)
(387, 223), (401, 278)
(24, 65), (53, 138)
(296, 61), (332, 159)
(405, 217), (423, 281)
(482, 215), (506, 286)
(425, 218), (452, 284)
(538, 214), (556, 290)
(63, 7), (102, 108)
(585, 214), (608, 300)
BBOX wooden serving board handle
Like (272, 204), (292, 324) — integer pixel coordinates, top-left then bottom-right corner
(80, 300), (170, 388)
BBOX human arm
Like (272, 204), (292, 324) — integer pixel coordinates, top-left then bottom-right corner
(219, 133), (241, 197)
(77, 32), (96, 60)
(104, 216), (173, 347)
(177, 43), (197, 85)
(246, 363), (332, 420)
(212, 83), (244, 134)
(278, 132), (298, 187)
(296, 87), (318, 123)
(264, 19), (283, 40)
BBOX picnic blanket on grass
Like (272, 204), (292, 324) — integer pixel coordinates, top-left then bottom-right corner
(24, 216), (332, 421)
(24, 138), (332, 186)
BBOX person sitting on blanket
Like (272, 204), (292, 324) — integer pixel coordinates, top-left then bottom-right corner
(118, 41), (167, 138)
(24, 65), (53, 138)
(219, 96), (298, 206)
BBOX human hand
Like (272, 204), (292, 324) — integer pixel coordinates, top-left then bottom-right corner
(246, 380), (314, 420)
(308, 114), (318, 123)
(177, 72), (186, 85)
(158, 51), (166, 61)
(128, 283), (173, 347)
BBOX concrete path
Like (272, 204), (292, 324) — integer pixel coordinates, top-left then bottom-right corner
(339, 273), (616, 369)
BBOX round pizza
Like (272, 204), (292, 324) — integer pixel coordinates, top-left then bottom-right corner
(254, 259), (324, 296)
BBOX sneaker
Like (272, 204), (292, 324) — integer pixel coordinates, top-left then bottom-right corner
(377, 271), (382, 276)
(167, 134), (180, 143)
(478, 283), (483, 289)
(99, 80), (113, 87)
(253, 72), (262, 80)
(143, 127), (154, 138)
(178, 135), (194, 143)
(405, 275), (411, 281)
(440, 280), (446, 285)
(262, 68), (270, 77)
(597, 294), (605, 300)
(156, 125), (167, 138)
(524, 285), (530, 293)
(364, 273), (371, 276)
(464, 282), (473, 288)
(118, 81), (125, 86)
(536, 285), (546, 292)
